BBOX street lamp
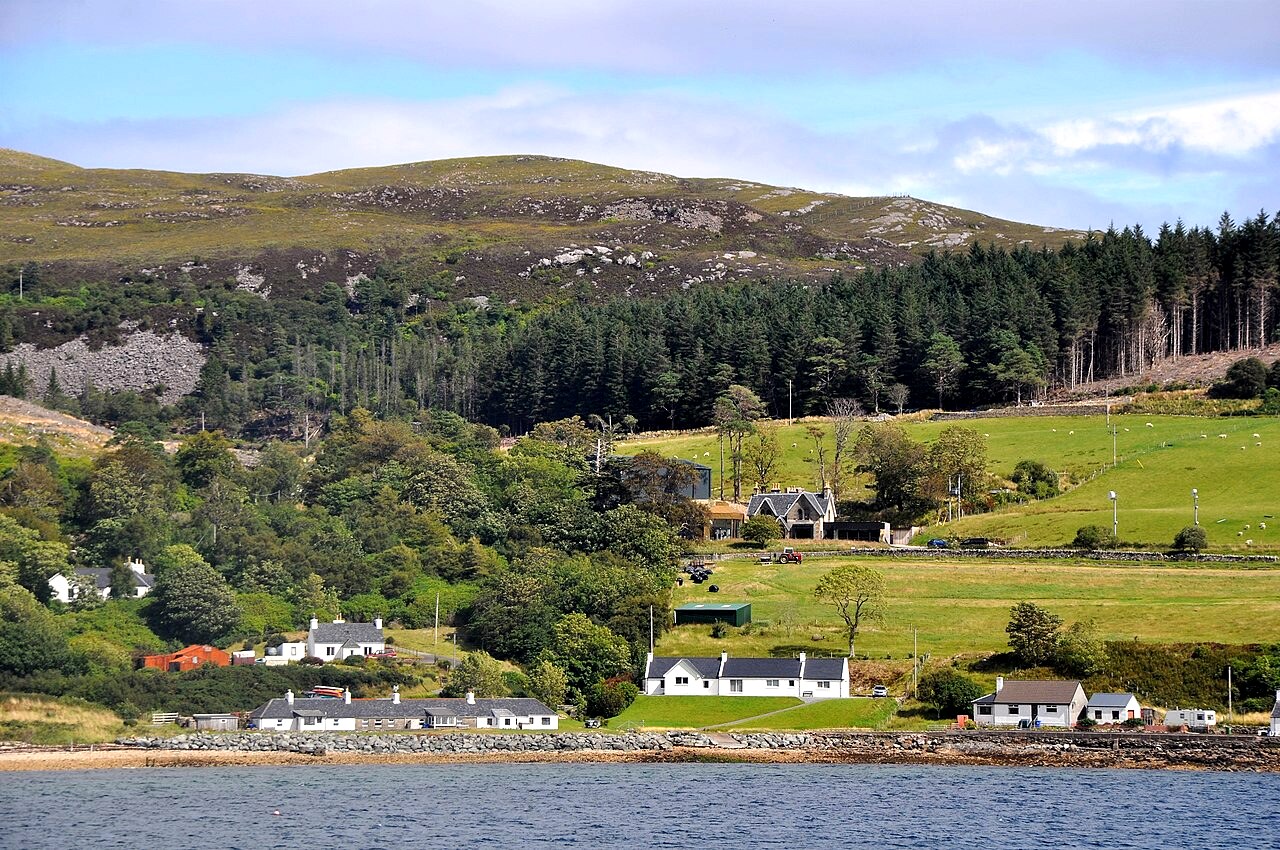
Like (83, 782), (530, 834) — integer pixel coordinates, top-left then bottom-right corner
(1108, 490), (1118, 539)
(1192, 488), (1199, 526)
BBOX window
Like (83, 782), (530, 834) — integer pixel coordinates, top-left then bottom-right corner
(766, 679), (779, 688)
(1006, 704), (1020, 713)
(1094, 710), (1103, 720)
(303, 716), (318, 726)
(788, 680), (795, 686)
(325, 646), (335, 656)
(730, 680), (744, 693)
(541, 717), (551, 726)
(703, 681), (710, 689)
(674, 676), (689, 686)
(1112, 710), (1120, 720)
(978, 706), (992, 715)
(817, 681), (831, 689)
(1045, 705), (1058, 713)
(374, 718), (384, 728)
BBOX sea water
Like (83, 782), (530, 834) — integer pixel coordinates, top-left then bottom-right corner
(1, 763), (1277, 849)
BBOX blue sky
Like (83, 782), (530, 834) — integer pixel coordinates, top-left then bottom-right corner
(1, 0), (1278, 230)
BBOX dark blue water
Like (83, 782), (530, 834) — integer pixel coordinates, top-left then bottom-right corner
(1, 763), (1276, 849)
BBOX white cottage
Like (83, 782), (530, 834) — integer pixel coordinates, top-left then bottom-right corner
(971, 677), (1088, 728)
(250, 689), (558, 731)
(258, 641), (308, 666)
(1270, 689), (1280, 737)
(1086, 692), (1142, 725)
(642, 652), (850, 699)
(48, 559), (154, 604)
(306, 617), (385, 662)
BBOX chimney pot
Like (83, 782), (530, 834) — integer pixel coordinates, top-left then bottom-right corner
(309, 615), (319, 631)
(996, 676), (1004, 694)
(344, 690), (352, 704)
(465, 691), (476, 705)
(392, 687), (400, 705)
(285, 689), (294, 705)
(374, 617), (383, 630)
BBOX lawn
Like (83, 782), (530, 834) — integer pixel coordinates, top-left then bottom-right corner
(660, 555), (1280, 660)
(619, 413), (1280, 549)
(723, 697), (898, 731)
(611, 695), (800, 729)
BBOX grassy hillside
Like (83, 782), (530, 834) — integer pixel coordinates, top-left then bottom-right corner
(620, 412), (1280, 549)
(0, 148), (1087, 303)
(0, 693), (126, 745)
(660, 555), (1280, 660)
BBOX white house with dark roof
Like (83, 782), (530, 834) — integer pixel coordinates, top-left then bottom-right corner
(746, 488), (837, 539)
(48, 558), (155, 604)
(249, 688), (558, 731)
(1086, 692), (1141, 725)
(643, 652), (850, 699)
(306, 616), (386, 662)
(971, 677), (1087, 728)
(1270, 689), (1280, 737)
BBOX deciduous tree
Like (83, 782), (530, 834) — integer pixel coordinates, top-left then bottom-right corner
(814, 564), (885, 657)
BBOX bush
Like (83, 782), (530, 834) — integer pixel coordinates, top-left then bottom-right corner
(1172, 525), (1208, 553)
(741, 515), (783, 546)
(1076, 714), (1097, 729)
(299, 655), (324, 666)
(1122, 717), (1143, 728)
(1210, 357), (1268, 399)
(585, 677), (639, 718)
(710, 622), (728, 639)
(1010, 459), (1060, 500)
(1072, 525), (1116, 550)
(918, 668), (985, 716)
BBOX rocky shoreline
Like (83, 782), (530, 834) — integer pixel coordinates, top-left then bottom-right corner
(7, 730), (1247, 773)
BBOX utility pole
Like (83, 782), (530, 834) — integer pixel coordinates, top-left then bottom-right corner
(1228, 665), (1233, 728)
(913, 629), (919, 698)
(1109, 490), (1118, 539)
(788, 379), (793, 426)
(17, 268), (22, 301)
(1192, 488), (1199, 526)
(718, 434), (725, 500)
(434, 592), (440, 653)
(1111, 424), (1117, 468)
(649, 605), (654, 653)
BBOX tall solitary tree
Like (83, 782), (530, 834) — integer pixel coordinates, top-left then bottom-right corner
(814, 564), (885, 658)
(713, 385), (765, 501)
(1005, 601), (1063, 667)
(922, 332), (964, 410)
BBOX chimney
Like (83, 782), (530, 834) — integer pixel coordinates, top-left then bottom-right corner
(646, 651), (654, 668)
(995, 676), (1004, 694)
(465, 691), (476, 705)
(332, 617), (344, 624)
(392, 685), (400, 705)
(799, 652), (806, 665)
(344, 689), (352, 704)
(374, 617), (383, 630)
(129, 558), (146, 575)
(285, 689), (294, 705)
(309, 615), (319, 631)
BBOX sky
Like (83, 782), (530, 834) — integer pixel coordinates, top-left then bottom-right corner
(1, 0), (1278, 231)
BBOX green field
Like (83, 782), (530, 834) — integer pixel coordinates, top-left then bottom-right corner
(620, 413), (1280, 549)
(612, 695), (800, 729)
(722, 697), (898, 730)
(660, 555), (1280, 660)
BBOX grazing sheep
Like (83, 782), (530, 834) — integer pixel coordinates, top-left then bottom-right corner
(1260, 522), (1267, 530)
(1219, 434), (1228, 438)
(1146, 422), (1154, 428)
(1254, 433), (1261, 438)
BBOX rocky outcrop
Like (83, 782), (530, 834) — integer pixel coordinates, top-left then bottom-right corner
(2, 328), (205, 405)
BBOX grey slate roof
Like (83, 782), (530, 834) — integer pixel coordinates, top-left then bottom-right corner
(1087, 693), (1138, 708)
(1271, 697), (1280, 720)
(721, 658), (802, 679)
(645, 657), (722, 679)
(75, 567), (155, 591)
(973, 680), (1083, 705)
(803, 658), (846, 680)
(310, 622), (384, 645)
(746, 490), (832, 521)
(252, 696), (556, 722)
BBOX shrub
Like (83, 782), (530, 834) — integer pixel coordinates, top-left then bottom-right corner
(710, 622), (728, 639)
(1210, 357), (1268, 399)
(299, 655), (324, 666)
(1072, 525), (1116, 550)
(741, 515), (783, 546)
(1010, 459), (1060, 500)
(1122, 717), (1143, 729)
(918, 668), (985, 716)
(1076, 714), (1097, 729)
(585, 677), (639, 718)
(1172, 525), (1208, 553)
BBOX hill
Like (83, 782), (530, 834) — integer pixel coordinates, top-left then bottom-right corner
(0, 148), (1087, 302)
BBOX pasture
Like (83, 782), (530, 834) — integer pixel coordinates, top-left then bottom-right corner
(660, 555), (1280, 660)
(619, 413), (1280, 548)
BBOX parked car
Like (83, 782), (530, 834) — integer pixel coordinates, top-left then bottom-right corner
(871, 685), (888, 697)
(371, 649), (397, 659)
(926, 538), (950, 549)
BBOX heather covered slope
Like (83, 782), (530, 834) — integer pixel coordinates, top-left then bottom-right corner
(0, 149), (1085, 303)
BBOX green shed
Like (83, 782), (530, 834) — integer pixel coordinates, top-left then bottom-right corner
(673, 602), (752, 627)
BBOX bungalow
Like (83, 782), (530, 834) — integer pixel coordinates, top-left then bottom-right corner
(746, 488), (836, 540)
(642, 651), (850, 699)
(48, 558), (155, 604)
(249, 688), (558, 732)
(1086, 693), (1142, 725)
(306, 616), (385, 662)
(258, 641), (308, 666)
(971, 677), (1087, 728)
(1270, 689), (1280, 737)
(142, 644), (231, 672)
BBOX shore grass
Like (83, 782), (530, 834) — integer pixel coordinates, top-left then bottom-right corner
(0, 693), (125, 745)
(662, 555), (1280, 660)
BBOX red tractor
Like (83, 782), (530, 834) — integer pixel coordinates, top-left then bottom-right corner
(777, 547), (803, 564)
